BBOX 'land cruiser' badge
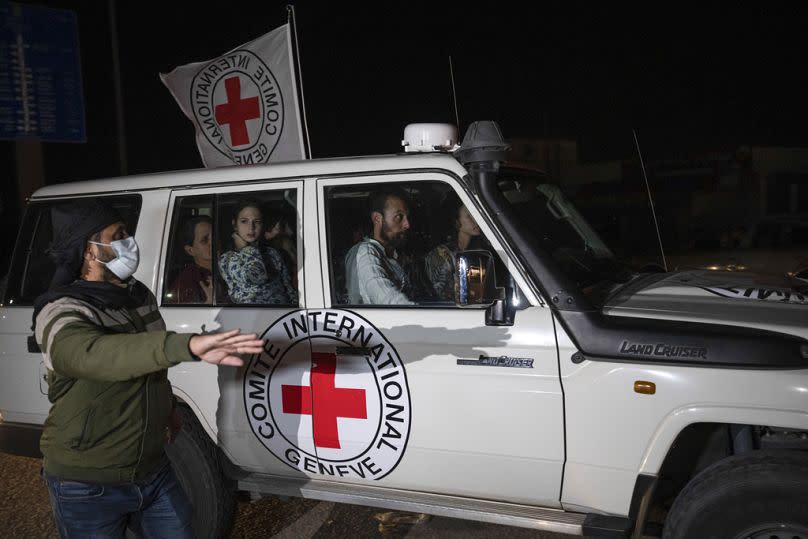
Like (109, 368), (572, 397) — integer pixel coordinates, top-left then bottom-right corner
(244, 310), (411, 480)
(191, 50), (285, 165)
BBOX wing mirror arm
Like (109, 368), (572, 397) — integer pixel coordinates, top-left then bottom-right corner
(485, 287), (515, 326)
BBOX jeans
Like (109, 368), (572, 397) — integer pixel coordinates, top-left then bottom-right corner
(44, 460), (193, 539)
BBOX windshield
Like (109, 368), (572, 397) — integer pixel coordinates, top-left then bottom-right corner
(494, 166), (633, 293)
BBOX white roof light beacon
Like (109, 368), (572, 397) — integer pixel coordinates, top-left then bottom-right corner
(401, 123), (460, 153)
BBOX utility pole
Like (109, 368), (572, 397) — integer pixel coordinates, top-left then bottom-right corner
(109, 0), (127, 175)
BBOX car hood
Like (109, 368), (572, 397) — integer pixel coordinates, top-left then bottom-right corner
(603, 270), (808, 340)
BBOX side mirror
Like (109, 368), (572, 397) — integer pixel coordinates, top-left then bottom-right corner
(455, 250), (514, 326)
(455, 250), (498, 305)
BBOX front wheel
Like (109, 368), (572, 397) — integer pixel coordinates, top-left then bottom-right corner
(662, 450), (808, 539)
(165, 405), (236, 539)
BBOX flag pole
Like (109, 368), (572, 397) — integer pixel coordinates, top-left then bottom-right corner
(287, 5), (312, 159)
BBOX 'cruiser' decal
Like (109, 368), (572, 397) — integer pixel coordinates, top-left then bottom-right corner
(703, 286), (807, 305)
(620, 341), (708, 359)
(457, 356), (534, 368)
(243, 309), (411, 480)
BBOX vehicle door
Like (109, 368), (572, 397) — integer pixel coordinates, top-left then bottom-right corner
(306, 173), (564, 507)
(159, 181), (320, 477)
(0, 195), (142, 427)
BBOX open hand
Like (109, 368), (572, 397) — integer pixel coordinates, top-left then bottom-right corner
(189, 329), (264, 367)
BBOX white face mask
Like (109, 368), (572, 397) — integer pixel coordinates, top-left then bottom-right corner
(90, 237), (140, 280)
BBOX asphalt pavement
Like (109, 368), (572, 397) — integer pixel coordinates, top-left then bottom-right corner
(0, 453), (575, 538)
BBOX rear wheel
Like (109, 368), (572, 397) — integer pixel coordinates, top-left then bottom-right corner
(662, 450), (808, 539)
(165, 405), (236, 539)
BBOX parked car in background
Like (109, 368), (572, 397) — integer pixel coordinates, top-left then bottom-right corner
(633, 213), (808, 279)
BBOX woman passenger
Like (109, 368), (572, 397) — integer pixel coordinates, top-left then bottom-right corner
(218, 199), (297, 305)
(424, 199), (484, 302)
(168, 215), (213, 303)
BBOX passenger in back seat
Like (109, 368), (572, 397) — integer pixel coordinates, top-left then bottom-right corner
(168, 215), (213, 304)
(218, 199), (297, 305)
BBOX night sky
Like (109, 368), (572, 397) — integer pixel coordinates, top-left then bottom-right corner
(1, 1), (807, 240)
(133, 4), (808, 162)
(3, 2), (807, 181)
(1, 1), (807, 280)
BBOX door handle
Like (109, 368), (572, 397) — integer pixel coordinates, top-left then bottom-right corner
(28, 335), (41, 353)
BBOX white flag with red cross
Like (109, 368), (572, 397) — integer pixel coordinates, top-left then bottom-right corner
(160, 23), (308, 167)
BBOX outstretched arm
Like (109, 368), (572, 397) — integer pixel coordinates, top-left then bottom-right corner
(45, 321), (263, 381)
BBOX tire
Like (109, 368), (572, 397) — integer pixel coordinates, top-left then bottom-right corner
(662, 450), (808, 539)
(165, 405), (236, 539)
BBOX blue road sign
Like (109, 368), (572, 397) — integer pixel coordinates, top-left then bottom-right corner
(0, 1), (85, 142)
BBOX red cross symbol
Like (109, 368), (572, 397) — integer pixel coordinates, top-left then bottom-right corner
(214, 76), (260, 147)
(281, 352), (367, 449)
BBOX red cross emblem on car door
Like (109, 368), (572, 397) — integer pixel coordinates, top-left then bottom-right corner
(244, 309), (411, 480)
(281, 352), (368, 449)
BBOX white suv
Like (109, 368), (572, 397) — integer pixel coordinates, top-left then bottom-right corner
(1, 122), (807, 539)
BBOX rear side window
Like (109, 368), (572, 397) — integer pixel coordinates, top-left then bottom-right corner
(162, 189), (299, 307)
(3, 195), (141, 306)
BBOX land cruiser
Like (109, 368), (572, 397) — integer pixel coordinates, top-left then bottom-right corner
(1, 122), (806, 538)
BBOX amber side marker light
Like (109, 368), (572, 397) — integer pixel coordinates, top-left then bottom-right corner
(634, 381), (656, 395)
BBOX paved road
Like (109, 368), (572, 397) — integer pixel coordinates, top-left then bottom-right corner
(0, 453), (575, 538)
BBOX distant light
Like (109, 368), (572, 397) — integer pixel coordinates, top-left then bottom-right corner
(165, 293), (173, 298)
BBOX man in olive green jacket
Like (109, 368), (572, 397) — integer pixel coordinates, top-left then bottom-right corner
(33, 201), (264, 538)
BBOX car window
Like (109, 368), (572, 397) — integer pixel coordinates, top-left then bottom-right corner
(324, 180), (523, 308)
(163, 189), (299, 307)
(3, 195), (141, 306)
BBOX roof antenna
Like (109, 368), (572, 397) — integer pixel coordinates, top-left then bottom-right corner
(633, 129), (668, 272)
(449, 56), (461, 132)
